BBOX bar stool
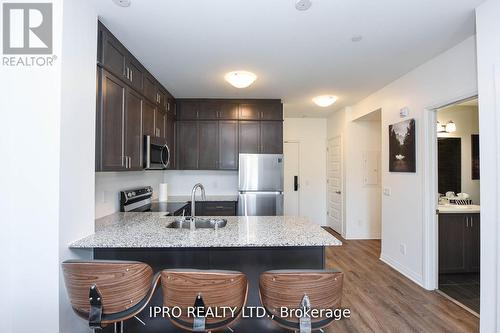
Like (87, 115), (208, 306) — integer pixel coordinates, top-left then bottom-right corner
(259, 269), (344, 333)
(160, 269), (248, 332)
(62, 260), (160, 332)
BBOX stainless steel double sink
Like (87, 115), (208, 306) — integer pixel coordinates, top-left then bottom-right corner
(167, 217), (227, 229)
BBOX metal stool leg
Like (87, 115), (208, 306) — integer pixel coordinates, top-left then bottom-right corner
(114, 321), (124, 333)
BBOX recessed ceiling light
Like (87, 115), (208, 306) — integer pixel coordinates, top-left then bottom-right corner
(113, 0), (131, 7)
(295, 0), (312, 11)
(313, 95), (338, 107)
(224, 71), (257, 89)
(351, 35), (363, 42)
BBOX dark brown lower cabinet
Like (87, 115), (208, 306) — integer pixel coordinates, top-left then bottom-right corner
(439, 213), (480, 274)
(219, 121), (238, 169)
(194, 201), (237, 216)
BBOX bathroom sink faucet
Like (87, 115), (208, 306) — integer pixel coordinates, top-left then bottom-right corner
(190, 183), (206, 223)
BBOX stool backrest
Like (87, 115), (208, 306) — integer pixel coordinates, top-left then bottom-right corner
(62, 260), (153, 317)
(160, 269), (248, 331)
(259, 270), (343, 328)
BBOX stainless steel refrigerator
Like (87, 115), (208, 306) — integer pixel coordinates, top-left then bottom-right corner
(237, 153), (284, 216)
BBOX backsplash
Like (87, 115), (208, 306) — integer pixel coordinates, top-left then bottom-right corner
(95, 171), (165, 218)
(95, 170), (238, 218)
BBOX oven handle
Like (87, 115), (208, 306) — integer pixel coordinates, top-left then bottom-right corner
(161, 143), (170, 169)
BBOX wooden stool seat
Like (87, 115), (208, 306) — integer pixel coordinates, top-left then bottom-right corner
(62, 260), (160, 331)
(160, 269), (248, 332)
(259, 269), (344, 332)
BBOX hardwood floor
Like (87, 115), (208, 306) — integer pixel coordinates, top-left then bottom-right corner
(323, 229), (479, 333)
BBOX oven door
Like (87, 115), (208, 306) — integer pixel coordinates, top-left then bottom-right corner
(144, 136), (170, 170)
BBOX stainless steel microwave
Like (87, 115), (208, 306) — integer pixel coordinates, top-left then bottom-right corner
(144, 135), (170, 170)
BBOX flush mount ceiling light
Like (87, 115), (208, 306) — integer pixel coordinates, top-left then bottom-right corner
(113, 0), (131, 7)
(295, 0), (312, 11)
(224, 71), (257, 88)
(312, 95), (338, 107)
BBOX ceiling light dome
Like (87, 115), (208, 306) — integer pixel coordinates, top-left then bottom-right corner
(224, 71), (257, 88)
(313, 95), (338, 107)
(445, 121), (456, 133)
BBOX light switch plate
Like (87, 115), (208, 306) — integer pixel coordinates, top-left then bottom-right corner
(383, 187), (391, 196)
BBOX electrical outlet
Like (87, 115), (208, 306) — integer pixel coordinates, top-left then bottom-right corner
(400, 244), (406, 255)
(383, 187), (391, 196)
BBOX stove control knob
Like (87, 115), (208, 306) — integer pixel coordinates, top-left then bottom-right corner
(127, 193), (132, 197)
(132, 191), (136, 196)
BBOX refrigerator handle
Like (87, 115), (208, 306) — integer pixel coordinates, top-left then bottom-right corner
(294, 176), (299, 191)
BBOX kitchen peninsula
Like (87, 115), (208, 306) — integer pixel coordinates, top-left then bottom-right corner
(70, 213), (341, 332)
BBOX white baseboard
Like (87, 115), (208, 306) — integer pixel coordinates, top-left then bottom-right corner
(379, 253), (423, 287)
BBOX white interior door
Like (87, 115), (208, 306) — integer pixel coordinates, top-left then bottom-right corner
(327, 136), (343, 234)
(284, 142), (300, 216)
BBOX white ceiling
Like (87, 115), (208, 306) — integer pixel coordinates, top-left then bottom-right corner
(96, 0), (482, 117)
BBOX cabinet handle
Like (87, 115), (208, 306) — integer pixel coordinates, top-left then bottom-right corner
(470, 218), (473, 228)
(465, 216), (468, 228)
(130, 70), (133, 82)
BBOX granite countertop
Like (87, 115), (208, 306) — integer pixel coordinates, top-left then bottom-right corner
(165, 195), (239, 203)
(438, 204), (480, 214)
(70, 213), (342, 248)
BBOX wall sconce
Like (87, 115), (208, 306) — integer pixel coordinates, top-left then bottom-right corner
(437, 120), (456, 133)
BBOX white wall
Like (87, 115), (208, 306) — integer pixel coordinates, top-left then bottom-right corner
(475, 1), (500, 330)
(284, 118), (327, 225)
(58, 1), (98, 332)
(345, 112), (382, 239)
(0, 1), (63, 331)
(349, 36), (477, 285)
(437, 105), (480, 203)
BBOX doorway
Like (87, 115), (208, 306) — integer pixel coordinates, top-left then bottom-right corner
(284, 141), (300, 216)
(327, 136), (343, 234)
(434, 97), (480, 315)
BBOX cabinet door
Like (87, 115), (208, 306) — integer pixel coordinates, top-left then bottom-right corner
(201, 202), (237, 216)
(100, 29), (127, 80)
(260, 103), (283, 120)
(468, 214), (480, 272)
(124, 88), (143, 170)
(219, 103), (239, 120)
(260, 121), (283, 153)
(239, 121), (260, 154)
(198, 121), (219, 169)
(126, 59), (144, 92)
(177, 121), (198, 169)
(239, 103), (260, 120)
(178, 101), (199, 120)
(166, 114), (176, 169)
(198, 101), (219, 120)
(100, 70), (126, 170)
(439, 214), (468, 274)
(219, 121), (238, 170)
(158, 89), (168, 111)
(142, 100), (156, 137)
(143, 75), (157, 103)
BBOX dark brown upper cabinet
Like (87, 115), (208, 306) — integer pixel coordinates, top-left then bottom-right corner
(219, 103), (239, 120)
(177, 121), (198, 169)
(126, 58), (144, 92)
(219, 121), (238, 170)
(165, 114), (176, 169)
(198, 121), (219, 169)
(239, 121), (261, 154)
(198, 102), (220, 120)
(97, 69), (143, 171)
(239, 102), (283, 120)
(143, 74), (157, 102)
(98, 69), (126, 171)
(142, 99), (156, 138)
(124, 89), (143, 170)
(99, 26), (127, 81)
(177, 101), (199, 120)
(261, 121), (283, 154)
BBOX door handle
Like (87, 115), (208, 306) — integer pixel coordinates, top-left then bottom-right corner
(294, 176), (298, 191)
(335, 190), (341, 194)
